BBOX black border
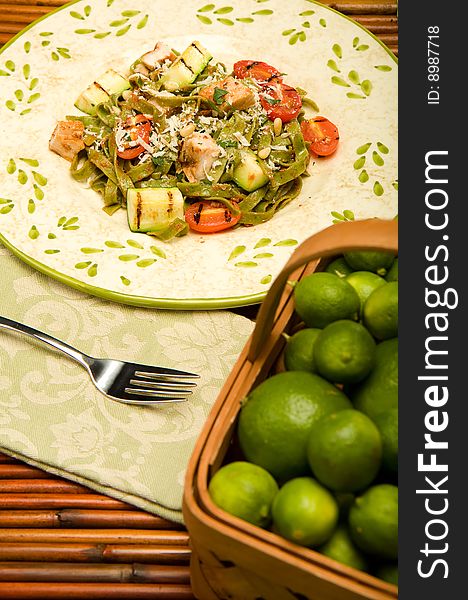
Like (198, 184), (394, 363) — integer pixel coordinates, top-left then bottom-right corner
(399, 3), (466, 596)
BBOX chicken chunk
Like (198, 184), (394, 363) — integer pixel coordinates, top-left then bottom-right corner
(179, 132), (221, 183)
(199, 76), (255, 113)
(141, 42), (177, 70)
(49, 120), (85, 162)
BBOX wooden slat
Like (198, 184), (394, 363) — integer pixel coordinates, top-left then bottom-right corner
(0, 454), (16, 464)
(104, 546), (191, 565)
(0, 0), (66, 6)
(0, 480), (90, 494)
(0, 23), (29, 34)
(0, 6), (51, 21)
(0, 582), (195, 599)
(0, 33), (13, 44)
(0, 529), (190, 545)
(0, 0), (398, 11)
(320, 0), (397, 13)
(0, 509), (182, 529)
(0, 494), (136, 510)
(0, 511), (59, 529)
(352, 14), (398, 32)
(373, 32), (398, 46)
(0, 465), (55, 479)
(0, 562), (190, 583)
(57, 509), (185, 530)
(0, 544), (191, 564)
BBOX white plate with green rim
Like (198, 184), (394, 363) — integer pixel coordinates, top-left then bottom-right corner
(0, 0), (397, 310)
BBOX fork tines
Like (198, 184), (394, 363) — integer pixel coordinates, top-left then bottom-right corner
(124, 368), (199, 401)
(124, 388), (190, 401)
(134, 369), (200, 380)
(128, 380), (195, 398)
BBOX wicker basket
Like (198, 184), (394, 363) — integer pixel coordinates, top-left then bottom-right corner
(183, 219), (398, 600)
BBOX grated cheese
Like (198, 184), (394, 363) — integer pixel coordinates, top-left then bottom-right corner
(136, 135), (153, 154)
(233, 131), (250, 147)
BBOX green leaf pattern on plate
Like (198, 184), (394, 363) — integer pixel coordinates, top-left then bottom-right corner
(273, 239), (298, 247)
(254, 238), (271, 248)
(37, 32), (72, 61)
(28, 225), (40, 239)
(327, 40), (375, 100)
(0, 198), (15, 215)
(228, 237), (298, 269)
(196, 0), (273, 26)
(228, 245), (246, 261)
(1, 59), (40, 115)
(353, 142), (394, 197)
(235, 261), (258, 267)
(74, 238), (167, 280)
(280, 5), (328, 44)
(69, 4), (149, 39)
(3, 158), (47, 216)
(330, 209), (355, 224)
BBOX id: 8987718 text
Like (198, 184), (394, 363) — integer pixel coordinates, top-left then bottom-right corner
(427, 25), (440, 105)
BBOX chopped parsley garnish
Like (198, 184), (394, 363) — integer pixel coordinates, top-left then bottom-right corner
(264, 97), (281, 106)
(213, 87), (229, 105)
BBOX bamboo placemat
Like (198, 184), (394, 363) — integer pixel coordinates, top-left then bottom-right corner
(0, 452), (194, 599)
(0, 0), (398, 55)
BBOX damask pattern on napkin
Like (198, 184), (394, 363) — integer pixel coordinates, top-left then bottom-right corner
(0, 247), (254, 522)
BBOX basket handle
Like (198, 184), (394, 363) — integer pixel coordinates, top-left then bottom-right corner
(248, 218), (398, 362)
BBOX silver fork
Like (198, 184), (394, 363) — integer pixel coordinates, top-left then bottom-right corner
(0, 315), (199, 406)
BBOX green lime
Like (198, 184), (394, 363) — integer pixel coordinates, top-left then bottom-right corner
(375, 563), (398, 585)
(373, 408), (398, 473)
(272, 477), (338, 547)
(351, 338), (398, 421)
(385, 258), (398, 282)
(343, 250), (396, 276)
(319, 525), (369, 572)
(314, 320), (376, 384)
(283, 328), (321, 373)
(208, 461), (279, 528)
(325, 257), (354, 278)
(349, 484), (398, 559)
(294, 272), (360, 329)
(345, 271), (386, 314)
(363, 282), (398, 340)
(238, 371), (351, 481)
(307, 409), (382, 492)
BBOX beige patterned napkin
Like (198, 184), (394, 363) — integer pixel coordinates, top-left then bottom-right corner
(0, 246), (254, 523)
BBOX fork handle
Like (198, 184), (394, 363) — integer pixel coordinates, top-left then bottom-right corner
(0, 315), (91, 369)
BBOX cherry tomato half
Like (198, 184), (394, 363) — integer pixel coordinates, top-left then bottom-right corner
(117, 114), (152, 160)
(260, 83), (302, 123)
(184, 201), (241, 233)
(300, 117), (340, 157)
(233, 60), (283, 83)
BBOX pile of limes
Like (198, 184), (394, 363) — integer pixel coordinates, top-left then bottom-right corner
(208, 249), (398, 586)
